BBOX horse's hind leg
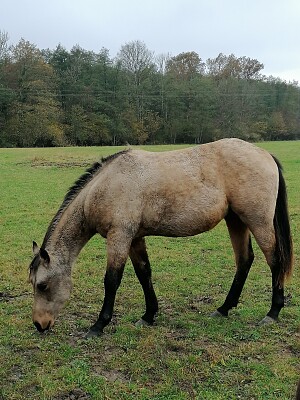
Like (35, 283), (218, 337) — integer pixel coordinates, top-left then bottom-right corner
(250, 224), (284, 324)
(129, 237), (158, 326)
(213, 210), (254, 317)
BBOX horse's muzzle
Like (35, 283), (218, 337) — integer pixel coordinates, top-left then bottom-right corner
(34, 320), (51, 333)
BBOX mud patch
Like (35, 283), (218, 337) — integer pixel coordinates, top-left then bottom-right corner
(53, 388), (91, 400)
(189, 295), (214, 311)
(17, 160), (93, 168)
(0, 292), (30, 302)
(165, 338), (187, 353)
(165, 329), (190, 354)
(32, 161), (92, 168)
(93, 367), (128, 383)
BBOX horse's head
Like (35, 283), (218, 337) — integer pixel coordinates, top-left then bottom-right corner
(29, 241), (73, 333)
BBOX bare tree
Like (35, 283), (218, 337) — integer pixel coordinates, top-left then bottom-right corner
(156, 52), (171, 76)
(117, 40), (154, 86)
(0, 30), (10, 62)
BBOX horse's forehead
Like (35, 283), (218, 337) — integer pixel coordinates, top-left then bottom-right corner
(30, 255), (48, 280)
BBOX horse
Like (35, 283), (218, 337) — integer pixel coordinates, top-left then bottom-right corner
(29, 138), (293, 338)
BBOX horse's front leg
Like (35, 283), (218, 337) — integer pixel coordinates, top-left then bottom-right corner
(86, 231), (131, 338)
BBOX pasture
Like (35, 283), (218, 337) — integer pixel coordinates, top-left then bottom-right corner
(0, 141), (299, 399)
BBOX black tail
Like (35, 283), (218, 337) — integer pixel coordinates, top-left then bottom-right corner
(272, 156), (293, 285)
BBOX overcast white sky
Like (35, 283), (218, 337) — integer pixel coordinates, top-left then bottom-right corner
(1, 0), (300, 83)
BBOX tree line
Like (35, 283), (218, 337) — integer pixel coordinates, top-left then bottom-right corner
(0, 33), (299, 147)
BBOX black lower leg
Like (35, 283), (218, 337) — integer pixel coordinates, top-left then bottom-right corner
(266, 274), (284, 320)
(217, 241), (254, 316)
(88, 267), (124, 335)
(134, 261), (158, 324)
(217, 268), (250, 316)
(130, 239), (158, 325)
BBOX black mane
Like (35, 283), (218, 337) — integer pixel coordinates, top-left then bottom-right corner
(42, 149), (129, 247)
(29, 253), (41, 272)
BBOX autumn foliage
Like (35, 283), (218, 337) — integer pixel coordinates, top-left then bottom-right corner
(0, 35), (299, 147)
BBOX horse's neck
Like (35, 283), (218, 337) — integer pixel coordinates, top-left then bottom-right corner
(46, 195), (92, 266)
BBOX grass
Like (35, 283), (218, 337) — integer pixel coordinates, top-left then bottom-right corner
(0, 141), (299, 400)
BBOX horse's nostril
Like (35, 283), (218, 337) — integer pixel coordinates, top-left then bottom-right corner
(34, 321), (44, 332)
(34, 321), (51, 333)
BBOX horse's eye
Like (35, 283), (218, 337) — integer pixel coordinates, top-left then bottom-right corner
(37, 283), (48, 292)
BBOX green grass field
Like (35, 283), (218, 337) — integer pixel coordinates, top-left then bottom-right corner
(0, 141), (299, 400)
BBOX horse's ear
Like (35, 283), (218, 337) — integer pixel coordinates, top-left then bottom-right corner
(33, 241), (40, 255)
(40, 248), (50, 264)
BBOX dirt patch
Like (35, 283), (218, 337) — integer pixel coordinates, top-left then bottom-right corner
(17, 160), (93, 168)
(0, 292), (30, 302)
(52, 388), (91, 400)
(165, 338), (187, 353)
(7, 365), (24, 382)
(93, 367), (128, 383)
(33, 161), (91, 168)
(189, 295), (214, 311)
(0, 292), (14, 301)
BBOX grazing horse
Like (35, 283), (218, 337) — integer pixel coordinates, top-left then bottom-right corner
(29, 138), (293, 337)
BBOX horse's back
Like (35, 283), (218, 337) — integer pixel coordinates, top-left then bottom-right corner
(86, 142), (227, 237)
(84, 139), (278, 238)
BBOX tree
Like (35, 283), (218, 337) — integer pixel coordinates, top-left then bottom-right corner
(116, 41), (159, 140)
(117, 40), (155, 86)
(2, 39), (64, 146)
(0, 31), (15, 145)
(0, 35), (300, 146)
(0, 30), (10, 63)
(238, 56), (264, 80)
(206, 53), (264, 80)
(267, 111), (288, 140)
(166, 51), (205, 80)
(162, 52), (214, 143)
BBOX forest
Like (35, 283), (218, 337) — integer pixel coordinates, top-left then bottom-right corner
(0, 32), (299, 147)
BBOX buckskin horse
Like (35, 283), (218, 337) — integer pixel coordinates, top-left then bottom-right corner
(29, 138), (293, 337)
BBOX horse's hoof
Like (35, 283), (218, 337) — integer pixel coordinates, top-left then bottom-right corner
(258, 316), (277, 326)
(85, 329), (103, 339)
(210, 310), (227, 318)
(135, 319), (151, 328)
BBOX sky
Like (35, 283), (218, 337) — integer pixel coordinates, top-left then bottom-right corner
(1, 0), (300, 83)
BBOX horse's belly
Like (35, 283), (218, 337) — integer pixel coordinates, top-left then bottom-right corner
(151, 215), (222, 237)
(141, 195), (228, 237)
